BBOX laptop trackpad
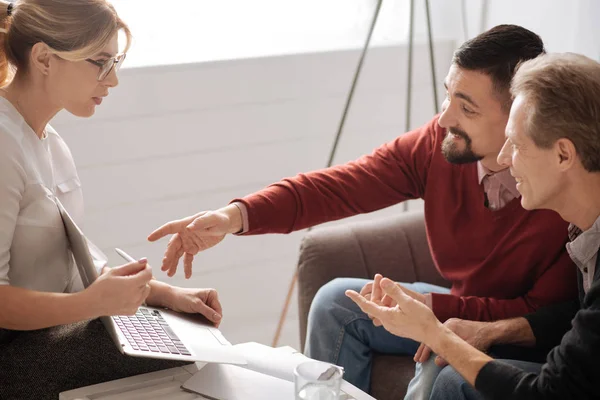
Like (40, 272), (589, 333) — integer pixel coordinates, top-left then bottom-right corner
(159, 308), (247, 365)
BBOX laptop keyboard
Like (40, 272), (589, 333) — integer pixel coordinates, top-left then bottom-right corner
(113, 309), (192, 356)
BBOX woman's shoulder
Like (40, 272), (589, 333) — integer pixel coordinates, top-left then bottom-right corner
(0, 115), (28, 186)
(0, 112), (27, 158)
(45, 124), (80, 183)
(45, 124), (75, 160)
(0, 96), (27, 142)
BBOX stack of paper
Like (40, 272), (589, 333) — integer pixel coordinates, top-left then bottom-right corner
(181, 342), (375, 400)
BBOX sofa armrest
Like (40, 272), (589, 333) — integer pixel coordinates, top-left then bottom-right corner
(296, 210), (448, 350)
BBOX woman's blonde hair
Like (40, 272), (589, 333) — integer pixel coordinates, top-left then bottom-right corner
(0, 0), (131, 86)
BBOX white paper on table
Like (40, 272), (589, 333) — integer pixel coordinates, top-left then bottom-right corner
(182, 362), (293, 400)
(232, 342), (375, 400)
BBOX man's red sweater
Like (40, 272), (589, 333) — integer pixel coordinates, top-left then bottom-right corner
(234, 116), (578, 322)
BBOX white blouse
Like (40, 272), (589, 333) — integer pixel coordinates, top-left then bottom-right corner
(0, 97), (106, 294)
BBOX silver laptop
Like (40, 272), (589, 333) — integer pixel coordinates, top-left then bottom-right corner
(56, 199), (246, 366)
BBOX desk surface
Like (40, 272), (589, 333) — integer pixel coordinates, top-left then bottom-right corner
(60, 344), (370, 400)
(59, 363), (208, 400)
(59, 345), (299, 400)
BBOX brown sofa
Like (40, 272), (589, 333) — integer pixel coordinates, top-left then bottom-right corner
(297, 210), (450, 400)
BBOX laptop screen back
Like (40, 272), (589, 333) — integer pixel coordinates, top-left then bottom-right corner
(56, 199), (99, 288)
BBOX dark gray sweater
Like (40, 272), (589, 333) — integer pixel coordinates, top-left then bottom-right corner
(475, 250), (600, 399)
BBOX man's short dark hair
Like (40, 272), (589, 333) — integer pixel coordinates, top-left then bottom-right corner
(453, 25), (545, 99)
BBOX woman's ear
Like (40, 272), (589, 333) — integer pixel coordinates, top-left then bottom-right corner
(29, 42), (53, 76)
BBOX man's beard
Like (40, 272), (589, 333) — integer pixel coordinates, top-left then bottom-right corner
(441, 127), (483, 164)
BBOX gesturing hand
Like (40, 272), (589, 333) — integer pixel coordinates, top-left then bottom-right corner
(346, 277), (440, 343)
(359, 274), (427, 327)
(148, 207), (240, 278)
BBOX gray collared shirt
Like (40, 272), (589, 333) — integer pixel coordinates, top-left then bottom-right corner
(566, 216), (600, 294)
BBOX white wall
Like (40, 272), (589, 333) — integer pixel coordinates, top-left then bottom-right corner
(429, 0), (599, 60)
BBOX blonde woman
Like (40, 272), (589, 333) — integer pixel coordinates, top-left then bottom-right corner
(0, 1), (222, 398)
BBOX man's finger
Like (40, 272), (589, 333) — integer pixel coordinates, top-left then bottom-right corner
(345, 290), (383, 319)
(164, 238), (184, 276)
(184, 253), (194, 279)
(163, 241), (182, 276)
(435, 356), (448, 367)
(372, 274), (383, 304)
(148, 220), (186, 242)
(381, 294), (394, 307)
(415, 343), (432, 363)
(359, 282), (373, 297)
(414, 343), (425, 362)
(167, 247), (184, 277)
(162, 236), (181, 271)
(380, 278), (411, 305)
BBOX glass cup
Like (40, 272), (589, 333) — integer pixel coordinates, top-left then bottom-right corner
(294, 361), (343, 400)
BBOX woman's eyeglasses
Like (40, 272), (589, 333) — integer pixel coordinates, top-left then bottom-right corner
(85, 53), (127, 81)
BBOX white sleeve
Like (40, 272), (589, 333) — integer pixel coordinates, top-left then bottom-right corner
(0, 135), (27, 285)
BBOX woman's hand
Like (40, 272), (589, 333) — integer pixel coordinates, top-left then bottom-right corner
(85, 259), (152, 317)
(161, 287), (223, 327)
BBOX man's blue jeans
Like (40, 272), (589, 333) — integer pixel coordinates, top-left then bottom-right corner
(304, 278), (450, 394)
(430, 359), (543, 400)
